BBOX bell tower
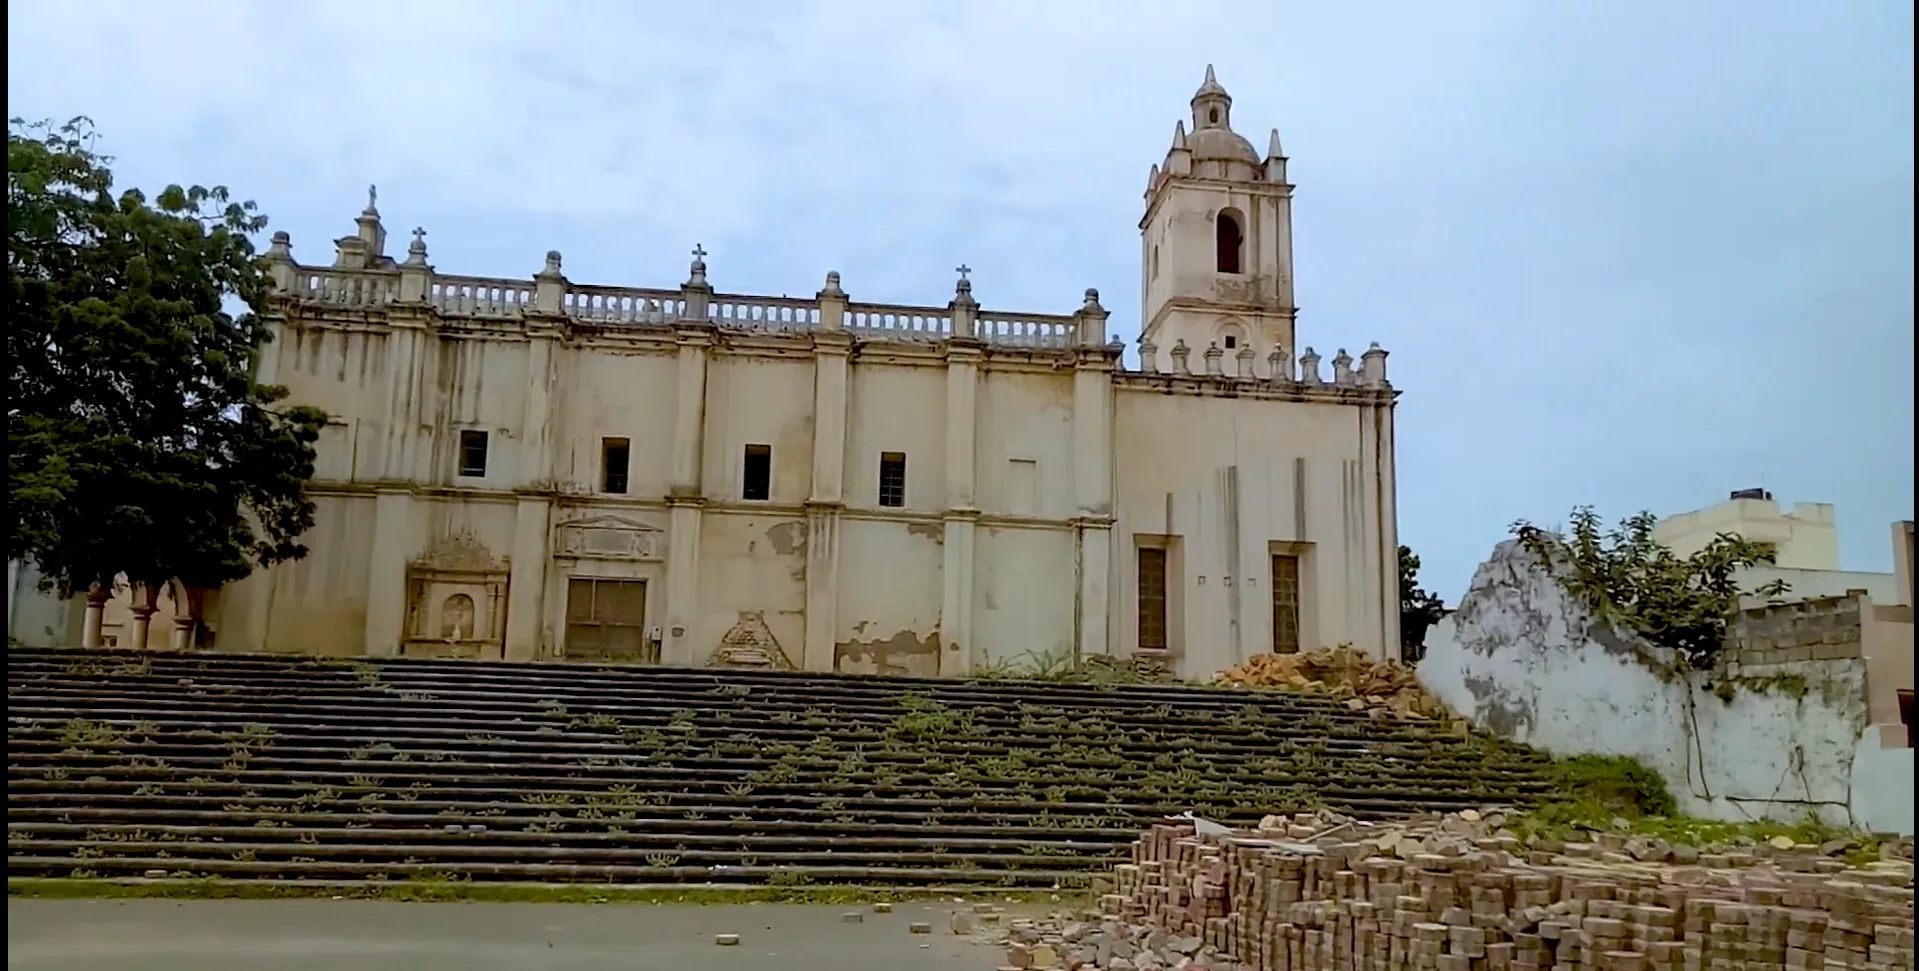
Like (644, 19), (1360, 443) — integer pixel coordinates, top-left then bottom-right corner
(1140, 66), (1296, 361)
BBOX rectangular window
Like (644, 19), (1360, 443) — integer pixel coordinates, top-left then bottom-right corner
(878, 452), (907, 508)
(1271, 553), (1301, 654)
(564, 578), (653, 663)
(1136, 547), (1169, 652)
(741, 444), (771, 501)
(457, 430), (489, 478)
(601, 437), (630, 494)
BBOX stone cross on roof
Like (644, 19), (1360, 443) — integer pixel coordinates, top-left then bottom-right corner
(955, 264), (971, 281)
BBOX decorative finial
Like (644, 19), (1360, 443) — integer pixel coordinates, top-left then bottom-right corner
(954, 263), (973, 298)
(818, 270), (845, 299)
(685, 244), (709, 288)
(538, 250), (565, 280)
(1082, 288), (1105, 313)
(364, 184), (379, 214)
(955, 263), (971, 283)
(1267, 129), (1285, 159)
(402, 227), (429, 267)
(1193, 65), (1229, 102)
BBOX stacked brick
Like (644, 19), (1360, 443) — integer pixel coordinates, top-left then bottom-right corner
(1095, 820), (1916, 971)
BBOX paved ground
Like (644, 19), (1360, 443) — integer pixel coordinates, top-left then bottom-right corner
(6, 898), (1013, 971)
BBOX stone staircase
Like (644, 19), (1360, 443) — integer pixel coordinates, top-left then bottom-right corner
(7, 647), (1555, 888)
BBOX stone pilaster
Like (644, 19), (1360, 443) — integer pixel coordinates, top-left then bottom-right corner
(1375, 399), (1401, 661)
(803, 326), (853, 673)
(1072, 341), (1119, 661)
(663, 498), (703, 666)
(662, 324), (712, 665)
(505, 312), (560, 662)
(940, 339), (983, 673)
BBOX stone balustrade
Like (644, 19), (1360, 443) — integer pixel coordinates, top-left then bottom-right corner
(266, 229), (1391, 386)
(267, 230), (1108, 350)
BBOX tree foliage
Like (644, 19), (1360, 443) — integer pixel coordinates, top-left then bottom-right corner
(1398, 545), (1447, 663)
(8, 117), (325, 598)
(1511, 507), (1789, 670)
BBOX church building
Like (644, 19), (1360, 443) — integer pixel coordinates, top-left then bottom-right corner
(49, 68), (1403, 679)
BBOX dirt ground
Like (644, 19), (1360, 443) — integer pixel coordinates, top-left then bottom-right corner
(6, 897), (1015, 971)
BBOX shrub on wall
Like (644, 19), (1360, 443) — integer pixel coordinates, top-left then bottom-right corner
(1510, 507), (1788, 670)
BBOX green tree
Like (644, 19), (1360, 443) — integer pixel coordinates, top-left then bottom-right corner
(1398, 545), (1447, 663)
(8, 117), (325, 600)
(1511, 507), (1789, 669)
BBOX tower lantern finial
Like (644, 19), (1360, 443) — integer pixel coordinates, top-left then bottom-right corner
(1190, 65), (1232, 130)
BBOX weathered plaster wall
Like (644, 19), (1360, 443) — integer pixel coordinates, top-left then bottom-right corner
(1419, 540), (1913, 835)
(1113, 388), (1397, 675)
(243, 494), (379, 657)
(690, 511), (808, 668)
(834, 517), (944, 676)
(6, 559), (78, 647)
(974, 371), (1077, 520)
(973, 524), (1076, 670)
(549, 346), (677, 496)
(843, 363), (945, 514)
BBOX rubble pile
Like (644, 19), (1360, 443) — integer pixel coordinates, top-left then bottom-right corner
(968, 812), (1915, 970)
(1215, 647), (1452, 720)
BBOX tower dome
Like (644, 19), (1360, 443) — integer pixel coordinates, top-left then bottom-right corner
(1182, 66), (1261, 178)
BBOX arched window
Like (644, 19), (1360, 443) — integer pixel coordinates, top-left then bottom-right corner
(1216, 211), (1243, 274)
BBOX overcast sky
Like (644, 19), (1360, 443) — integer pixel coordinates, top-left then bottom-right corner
(8, 0), (1912, 601)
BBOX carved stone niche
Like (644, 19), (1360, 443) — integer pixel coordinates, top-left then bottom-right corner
(553, 515), (664, 561)
(707, 611), (795, 670)
(402, 532), (508, 660)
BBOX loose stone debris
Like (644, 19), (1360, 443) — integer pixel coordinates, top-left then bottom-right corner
(1215, 646), (1451, 719)
(951, 810), (1915, 970)
(714, 933), (740, 946)
(910, 921), (933, 935)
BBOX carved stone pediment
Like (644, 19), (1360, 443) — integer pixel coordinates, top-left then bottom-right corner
(707, 611), (794, 670)
(412, 530), (506, 575)
(554, 515), (664, 561)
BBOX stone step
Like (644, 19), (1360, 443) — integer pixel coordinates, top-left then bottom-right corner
(8, 647), (1553, 887)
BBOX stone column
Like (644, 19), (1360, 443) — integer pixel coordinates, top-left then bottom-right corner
(81, 583), (109, 648)
(362, 488), (413, 657)
(940, 335), (983, 675)
(1072, 334), (1118, 663)
(127, 581), (159, 651)
(662, 324), (712, 666)
(169, 585), (198, 651)
(803, 289), (852, 673)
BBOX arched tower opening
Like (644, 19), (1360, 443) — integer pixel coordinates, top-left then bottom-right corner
(1216, 209), (1244, 275)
